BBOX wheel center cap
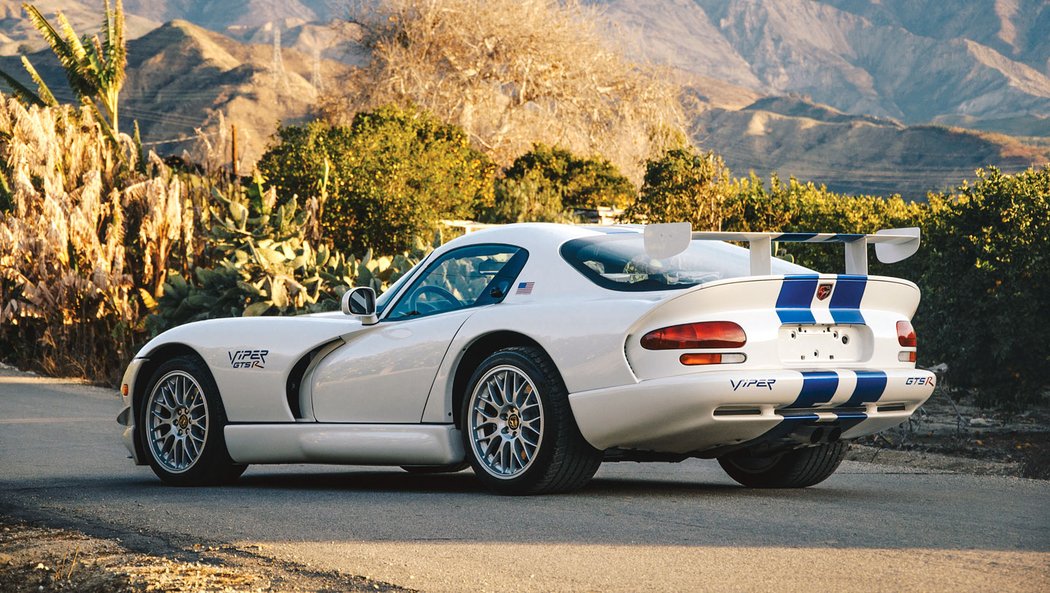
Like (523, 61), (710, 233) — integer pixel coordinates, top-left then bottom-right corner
(177, 415), (189, 430)
(507, 413), (520, 431)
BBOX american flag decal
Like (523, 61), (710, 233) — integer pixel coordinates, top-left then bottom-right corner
(516, 282), (535, 295)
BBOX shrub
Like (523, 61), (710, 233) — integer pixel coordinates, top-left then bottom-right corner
(917, 166), (1049, 408)
(258, 106), (494, 254)
(622, 148), (735, 231)
(148, 175), (435, 333)
(480, 172), (572, 224)
(479, 144), (635, 223)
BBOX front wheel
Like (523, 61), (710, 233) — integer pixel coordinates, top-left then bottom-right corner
(462, 347), (602, 495)
(718, 442), (849, 488)
(138, 355), (247, 486)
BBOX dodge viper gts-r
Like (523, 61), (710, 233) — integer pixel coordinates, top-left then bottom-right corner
(117, 222), (934, 494)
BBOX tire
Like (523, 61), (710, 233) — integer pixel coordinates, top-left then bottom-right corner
(718, 442), (849, 488)
(400, 462), (470, 474)
(461, 347), (602, 495)
(138, 355), (247, 486)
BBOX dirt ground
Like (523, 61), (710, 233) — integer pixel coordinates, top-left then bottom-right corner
(847, 384), (1050, 480)
(0, 519), (409, 593)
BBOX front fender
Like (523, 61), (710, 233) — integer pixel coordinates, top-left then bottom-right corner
(133, 315), (363, 422)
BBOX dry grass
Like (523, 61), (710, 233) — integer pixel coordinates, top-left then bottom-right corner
(0, 97), (205, 383)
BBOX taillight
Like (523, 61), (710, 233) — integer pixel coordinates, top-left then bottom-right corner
(641, 322), (746, 350)
(897, 321), (917, 347)
(897, 320), (917, 363)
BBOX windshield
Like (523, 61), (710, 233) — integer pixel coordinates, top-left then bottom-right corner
(375, 261), (420, 315)
(560, 234), (812, 292)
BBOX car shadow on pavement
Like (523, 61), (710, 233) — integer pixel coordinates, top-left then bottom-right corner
(235, 468), (486, 494)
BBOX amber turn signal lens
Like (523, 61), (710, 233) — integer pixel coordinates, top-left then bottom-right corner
(121, 384), (129, 396)
(680, 353), (723, 365)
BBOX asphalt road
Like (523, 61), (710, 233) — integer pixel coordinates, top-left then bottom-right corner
(1, 368), (1048, 592)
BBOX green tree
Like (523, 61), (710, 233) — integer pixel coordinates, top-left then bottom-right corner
(0, 0), (127, 137)
(258, 106), (494, 254)
(479, 172), (573, 224)
(622, 148), (734, 231)
(917, 166), (1050, 408)
(478, 144), (635, 223)
(502, 144), (635, 211)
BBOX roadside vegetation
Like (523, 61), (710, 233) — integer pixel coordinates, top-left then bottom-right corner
(0, 0), (1046, 410)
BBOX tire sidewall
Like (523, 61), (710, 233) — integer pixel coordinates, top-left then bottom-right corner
(461, 349), (560, 493)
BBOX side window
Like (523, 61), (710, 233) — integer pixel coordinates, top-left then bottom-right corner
(386, 245), (526, 321)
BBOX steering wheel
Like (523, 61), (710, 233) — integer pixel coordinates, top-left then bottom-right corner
(410, 285), (462, 312)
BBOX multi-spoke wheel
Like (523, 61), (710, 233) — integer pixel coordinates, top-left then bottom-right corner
(146, 370), (209, 473)
(138, 355), (246, 486)
(462, 347), (602, 495)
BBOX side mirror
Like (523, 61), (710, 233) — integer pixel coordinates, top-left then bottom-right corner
(341, 286), (378, 325)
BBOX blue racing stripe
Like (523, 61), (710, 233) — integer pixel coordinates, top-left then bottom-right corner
(776, 275), (818, 324)
(839, 371), (887, 408)
(786, 371), (839, 409)
(829, 275), (866, 325)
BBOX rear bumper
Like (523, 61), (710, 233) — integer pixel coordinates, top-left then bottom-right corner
(568, 368), (934, 454)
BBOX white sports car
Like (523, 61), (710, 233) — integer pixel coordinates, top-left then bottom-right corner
(117, 222), (935, 494)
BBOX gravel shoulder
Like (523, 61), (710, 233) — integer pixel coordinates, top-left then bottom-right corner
(0, 517), (408, 593)
(847, 383), (1050, 480)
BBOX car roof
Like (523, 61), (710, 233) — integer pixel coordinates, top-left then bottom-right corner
(441, 223), (640, 253)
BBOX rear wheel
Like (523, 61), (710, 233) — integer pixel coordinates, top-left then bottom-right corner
(139, 355), (246, 486)
(461, 347), (602, 495)
(718, 442), (848, 488)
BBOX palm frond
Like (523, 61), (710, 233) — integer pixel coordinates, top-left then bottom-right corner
(22, 5), (79, 72)
(19, 56), (58, 106)
(0, 65), (49, 107)
(56, 12), (100, 93)
(55, 12), (89, 63)
(102, 0), (127, 89)
(23, 5), (95, 98)
(86, 35), (106, 83)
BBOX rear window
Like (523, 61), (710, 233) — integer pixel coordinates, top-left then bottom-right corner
(560, 235), (812, 292)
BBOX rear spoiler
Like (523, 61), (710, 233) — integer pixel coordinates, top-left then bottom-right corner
(644, 223), (920, 275)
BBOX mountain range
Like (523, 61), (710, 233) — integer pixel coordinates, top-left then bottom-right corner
(0, 0), (1047, 196)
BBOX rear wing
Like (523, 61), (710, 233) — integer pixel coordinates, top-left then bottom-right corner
(644, 223), (920, 275)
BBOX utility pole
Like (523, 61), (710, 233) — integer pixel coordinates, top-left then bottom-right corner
(271, 23), (290, 95)
(231, 123), (238, 179)
(311, 47), (324, 95)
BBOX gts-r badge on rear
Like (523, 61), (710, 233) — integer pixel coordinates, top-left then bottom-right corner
(229, 350), (268, 369)
(731, 379), (776, 391)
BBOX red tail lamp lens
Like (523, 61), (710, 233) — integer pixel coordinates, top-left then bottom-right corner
(641, 322), (746, 350)
(897, 321), (917, 348)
